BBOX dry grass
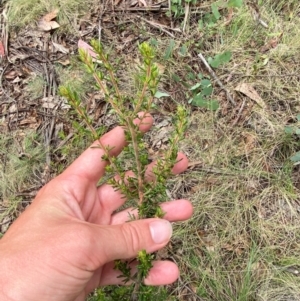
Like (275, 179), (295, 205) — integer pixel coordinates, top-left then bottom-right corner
(2, 0), (300, 300)
(167, 1), (300, 300)
(0, 130), (46, 235)
(6, 0), (96, 33)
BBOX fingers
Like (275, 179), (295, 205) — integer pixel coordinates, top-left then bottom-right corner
(145, 152), (188, 182)
(89, 219), (172, 268)
(99, 260), (179, 286)
(144, 261), (179, 285)
(62, 113), (154, 184)
(97, 153), (189, 216)
(111, 199), (193, 225)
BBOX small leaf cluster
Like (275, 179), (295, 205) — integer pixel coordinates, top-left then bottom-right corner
(208, 51), (232, 68)
(188, 73), (219, 111)
(199, 0), (243, 29)
(60, 41), (187, 300)
(168, 0), (197, 18)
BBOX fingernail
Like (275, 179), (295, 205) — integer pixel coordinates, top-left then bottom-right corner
(150, 220), (172, 244)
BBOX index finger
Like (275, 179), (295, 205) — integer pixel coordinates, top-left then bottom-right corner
(62, 113), (154, 183)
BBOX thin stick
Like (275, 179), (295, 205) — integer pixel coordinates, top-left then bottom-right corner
(223, 72), (300, 78)
(168, 0), (174, 28)
(198, 53), (236, 106)
(182, 1), (190, 33)
(137, 16), (176, 38)
(232, 98), (247, 126)
(112, 6), (167, 12)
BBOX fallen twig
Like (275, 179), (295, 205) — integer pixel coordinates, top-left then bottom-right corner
(232, 97), (247, 126)
(182, 1), (190, 33)
(112, 6), (167, 12)
(136, 16), (178, 38)
(188, 161), (237, 176)
(198, 53), (236, 106)
(168, 0), (174, 28)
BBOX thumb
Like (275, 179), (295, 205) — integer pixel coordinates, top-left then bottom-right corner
(91, 219), (172, 266)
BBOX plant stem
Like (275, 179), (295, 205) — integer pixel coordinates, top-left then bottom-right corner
(92, 73), (123, 117)
(97, 52), (122, 101)
(126, 117), (144, 205)
(134, 64), (151, 115)
(71, 99), (124, 184)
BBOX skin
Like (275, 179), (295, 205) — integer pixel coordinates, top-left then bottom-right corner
(0, 113), (193, 301)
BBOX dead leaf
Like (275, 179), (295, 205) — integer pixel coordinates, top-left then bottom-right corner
(0, 40), (5, 57)
(224, 8), (234, 26)
(42, 96), (71, 110)
(222, 236), (249, 255)
(156, 63), (165, 75)
(5, 70), (21, 80)
(260, 33), (283, 53)
(38, 9), (60, 31)
(237, 131), (257, 156)
(52, 42), (69, 54)
(43, 9), (59, 22)
(57, 59), (70, 66)
(12, 76), (22, 83)
(138, 0), (147, 6)
(242, 132), (257, 152)
(19, 116), (38, 126)
(38, 20), (60, 31)
(201, 234), (215, 252)
(235, 83), (266, 108)
(78, 39), (97, 59)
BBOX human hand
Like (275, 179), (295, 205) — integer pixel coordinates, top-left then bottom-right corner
(0, 113), (193, 301)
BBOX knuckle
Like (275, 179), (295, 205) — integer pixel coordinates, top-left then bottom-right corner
(120, 223), (143, 255)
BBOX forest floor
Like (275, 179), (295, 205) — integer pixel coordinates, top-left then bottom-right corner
(1, 0), (300, 300)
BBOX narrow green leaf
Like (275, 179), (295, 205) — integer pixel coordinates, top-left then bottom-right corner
(228, 0), (243, 8)
(178, 44), (188, 56)
(211, 3), (221, 20)
(190, 82), (202, 91)
(155, 91), (170, 98)
(163, 40), (176, 60)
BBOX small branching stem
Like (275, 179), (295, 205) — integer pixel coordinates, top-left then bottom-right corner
(134, 64), (151, 115)
(66, 94), (124, 185)
(96, 52), (122, 101)
(126, 117), (144, 205)
(61, 41), (187, 300)
(92, 73), (123, 117)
